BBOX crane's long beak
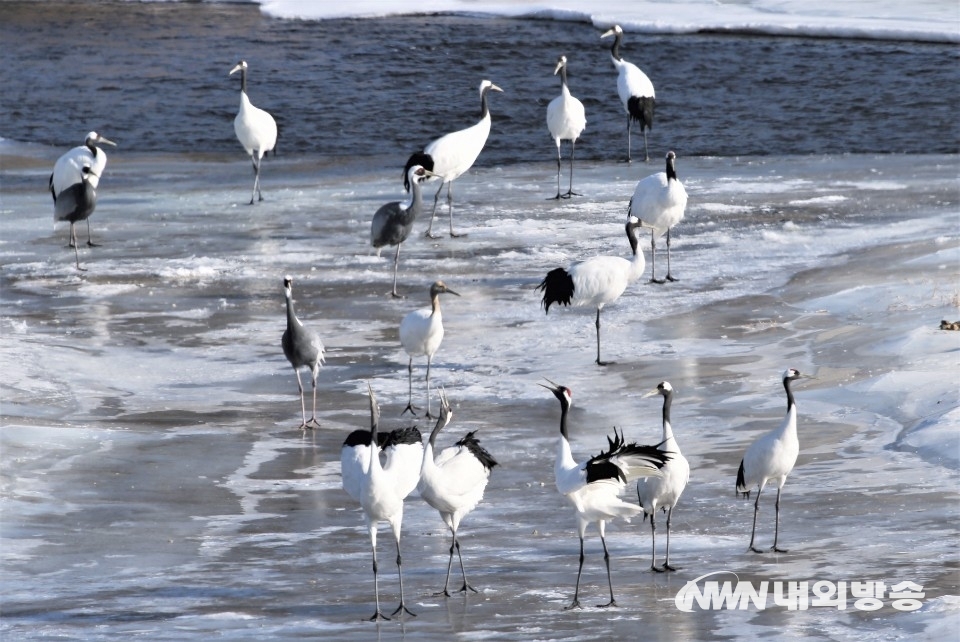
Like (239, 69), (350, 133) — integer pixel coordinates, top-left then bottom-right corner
(229, 63), (243, 76)
(422, 168), (440, 179)
(553, 60), (564, 75)
(489, 83), (504, 93)
(98, 136), (117, 147)
(601, 28), (616, 39)
(641, 387), (660, 399)
(445, 287), (461, 297)
(538, 378), (562, 392)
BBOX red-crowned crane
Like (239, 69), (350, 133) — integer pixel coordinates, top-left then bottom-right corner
(399, 281), (460, 417)
(601, 25), (655, 163)
(418, 389), (498, 596)
(403, 80), (503, 238)
(229, 60), (277, 204)
(629, 151), (688, 283)
(546, 55), (586, 199)
(736, 368), (810, 553)
(340, 384), (423, 621)
(541, 380), (669, 610)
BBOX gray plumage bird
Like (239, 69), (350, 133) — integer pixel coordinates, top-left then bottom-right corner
(371, 165), (438, 298)
(281, 275), (324, 429)
(49, 131), (116, 270)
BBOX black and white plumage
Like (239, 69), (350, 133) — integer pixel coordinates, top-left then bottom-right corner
(736, 368), (807, 554)
(371, 165), (438, 298)
(629, 151), (688, 283)
(601, 25), (655, 163)
(546, 55), (587, 200)
(49, 131), (116, 270)
(229, 60), (278, 205)
(418, 389), (498, 596)
(341, 384), (424, 621)
(541, 381), (669, 610)
(636, 381), (690, 572)
(399, 280), (460, 418)
(536, 216), (646, 366)
(403, 80), (503, 238)
(281, 276), (324, 430)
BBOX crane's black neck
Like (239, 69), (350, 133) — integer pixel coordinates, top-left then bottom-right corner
(558, 64), (569, 90)
(662, 389), (673, 426)
(558, 397), (570, 440)
(666, 157), (678, 182)
(783, 377), (796, 411)
(480, 86), (492, 119)
(238, 68), (248, 94)
(626, 220), (640, 256)
(428, 415), (445, 449)
(609, 32), (624, 61)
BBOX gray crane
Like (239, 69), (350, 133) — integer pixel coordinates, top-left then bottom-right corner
(281, 276), (324, 429)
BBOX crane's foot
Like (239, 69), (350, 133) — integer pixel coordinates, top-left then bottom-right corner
(563, 599), (582, 611)
(368, 610), (390, 622)
(433, 588), (452, 597)
(771, 546), (789, 553)
(306, 417), (322, 430)
(666, 274), (679, 282)
(652, 564), (667, 573)
(749, 546), (765, 554)
(401, 403), (419, 417)
(75, 264), (88, 272)
(424, 230), (442, 240)
(449, 231), (467, 238)
(649, 277), (667, 285)
(660, 563), (678, 572)
(86, 241), (101, 248)
(561, 190), (582, 198)
(458, 583), (478, 594)
(596, 599), (617, 609)
(596, 359), (613, 367)
(390, 603), (416, 618)
(390, 291), (405, 299)
(548, 194), (562, 200)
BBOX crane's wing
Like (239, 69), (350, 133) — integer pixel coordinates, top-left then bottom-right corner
(340, 429), (372, 502)
(382, 426), (424, 499)
(584, 428), (669, 484)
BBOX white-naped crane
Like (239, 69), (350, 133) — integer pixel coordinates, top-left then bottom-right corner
(418, 388), (498, 596)
(629, 151), (688, 283)
(399, 280), (460, 418)
(546, 55), (587, 199)
(371, 164), (438, 298)
(736, 368), (810, 553)
(536, 215), (647, 366)
(229, 60), (278, 205)
(49, 131), (116, 270)
(403, 80), (503, 238)
(341, 384), (424, 621)
(601, 24), (655, 163)
(541, 380), (669, 610)
(281, 276), (324, 430)
(636, 381), (690, 572)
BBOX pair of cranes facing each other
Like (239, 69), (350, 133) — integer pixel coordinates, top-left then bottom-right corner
(340, 384), (497, 621)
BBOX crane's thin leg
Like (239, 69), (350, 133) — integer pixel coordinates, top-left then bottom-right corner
(625, 117), (632, 163)
(447, 182), (466, 238)
(748, 485), (764, 553)
(370, 542), (389, 621)
(549, 144), (562, 200)
(771, 487), (788, 553)
(69, 223), (87, 271)
(650, 508), (663, 572)
(454, 536), (476, 593)
(391, 243), (403, 298)
(665, 228), (678, 282)
(249, 155), (259, 205)
(565, 141), (581, 198)
(391, 538), (416, 617)
(293, 368), (309, 430)
(435, 538), (456, 597)
(650, 231), (665, 284)
(595, 308), (609, 366)
(402, 358), (418, 416)
(662, 507), (678, 571)
(425, 183), (444, 239)
(642, 129), (650, 163)
(307, 368), (321, 429)
(424, 355), (434, 418)
(597, 534), (617, 608)
(85, 219), (99, 247)
(564, 537), (585, 610)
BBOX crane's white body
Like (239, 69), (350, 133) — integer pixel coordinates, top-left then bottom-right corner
(399, 281), (458, 417)
(51, 138), (109, 201)
(630, 151), (688, 282)
(602, 25), (655, 162)
(418, 392), (496, 595)
(546, 55), (587, 199)
(340, 387), (423, 620)
(636, 381), (690, 571)
(230, 61), (277, 204)
(736, 369), (805, 553)
(613, 56), (655, 108)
